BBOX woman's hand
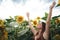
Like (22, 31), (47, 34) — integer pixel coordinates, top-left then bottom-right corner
(26, 12), (29, 20)
(50, 1), (56, 9)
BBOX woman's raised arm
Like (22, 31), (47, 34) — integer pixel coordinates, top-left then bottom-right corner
(26, 13), (37, 35)
(44, 1), (56, 40)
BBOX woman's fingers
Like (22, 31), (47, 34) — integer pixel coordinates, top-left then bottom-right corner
(53, 1), (56, 5)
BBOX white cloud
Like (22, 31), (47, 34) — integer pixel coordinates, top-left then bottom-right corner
(0, 0), (60, 20)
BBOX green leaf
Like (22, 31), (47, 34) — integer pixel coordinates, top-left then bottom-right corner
(45, 12), (48, 17)
(42, 12), (48, 20)
(56, 4), (60, 7)
(17, 28), (29, 37)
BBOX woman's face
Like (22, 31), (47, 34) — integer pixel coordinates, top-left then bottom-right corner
(37, 23), (42, 30)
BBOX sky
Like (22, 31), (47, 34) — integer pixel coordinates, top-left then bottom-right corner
(0, 0), (60, 20)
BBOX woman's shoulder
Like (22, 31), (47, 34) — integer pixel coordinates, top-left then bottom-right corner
(34, 31), (39, 36)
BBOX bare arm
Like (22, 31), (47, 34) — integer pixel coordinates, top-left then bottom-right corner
(26, 13), (37, 35)
(44, 1), (56, 40)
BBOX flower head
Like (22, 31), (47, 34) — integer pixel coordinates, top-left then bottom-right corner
(3, 31), (8, 39)
(54, 34), (60, 40)
(58, 0), (60, 4)
(33, 20), (38, 26)
(16, 16), (24, 23)
(55, 19), (59, 24)
(0, 29), (8, 40)
(0, 19), (5, 28)
(57, 17), (60, 22)
(36, 16), (40, 20)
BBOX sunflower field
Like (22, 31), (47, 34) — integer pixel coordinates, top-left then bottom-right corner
(0, 12), (60, 40)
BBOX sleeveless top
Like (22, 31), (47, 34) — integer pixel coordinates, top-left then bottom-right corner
(34, 31), (45, 40)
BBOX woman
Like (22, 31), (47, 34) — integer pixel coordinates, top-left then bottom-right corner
(26, 1), (56, 40)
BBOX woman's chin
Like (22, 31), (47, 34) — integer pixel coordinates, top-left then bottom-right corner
(37, 26), (42, 29)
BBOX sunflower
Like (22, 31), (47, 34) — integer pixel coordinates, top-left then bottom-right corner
(56, 0), (60, 7)
(4, 31), (8, 40)
(57, 17), (60, 22)
(58, 0), (60, 4)
(36, 17), (40, 20)
(36, 17), (41, 23)
(0, 20), (5, 28)
(16, 16), (24, 23)
(0, 27), (8, 40)
(54, 34), (60, 40)
(55, 19), (59, 24)
(33, 20), (38, 26)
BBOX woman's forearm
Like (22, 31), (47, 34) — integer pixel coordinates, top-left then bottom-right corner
(47, 9), (52, 22)
(45, 9), (52, 32)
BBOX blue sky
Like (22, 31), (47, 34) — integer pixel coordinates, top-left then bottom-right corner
(0, 0), (60, 20)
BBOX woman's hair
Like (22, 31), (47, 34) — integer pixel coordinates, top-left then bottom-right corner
(41, 22), (46, 33)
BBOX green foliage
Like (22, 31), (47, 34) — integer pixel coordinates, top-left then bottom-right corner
(0, 13), (60, 40)
(42, 12), (48, 20)
(56, 4), (60, 7)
